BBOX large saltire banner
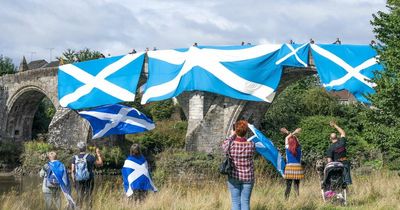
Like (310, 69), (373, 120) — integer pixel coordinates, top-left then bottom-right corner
(310, 44), (383, 103)
(141, 45), (286, 104)
(276, 43), (310, 68)
(58, 53), (145, 109)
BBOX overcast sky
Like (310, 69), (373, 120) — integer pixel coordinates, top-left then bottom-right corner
(0, 0), (387, 65)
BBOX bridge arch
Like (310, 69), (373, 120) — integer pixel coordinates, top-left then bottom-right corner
(5, 85), (55, 141)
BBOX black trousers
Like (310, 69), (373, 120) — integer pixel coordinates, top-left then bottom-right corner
(75, 178), (94, 208)
(285, 179), (300, 199)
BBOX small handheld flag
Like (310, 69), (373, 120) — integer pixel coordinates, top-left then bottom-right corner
(248, 124), (286, 177)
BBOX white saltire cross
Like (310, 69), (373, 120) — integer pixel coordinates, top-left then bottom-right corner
(141, 45), (282, 104)
(123, 159), (157, 196)
(311, 44), (377, 88)
(59, 53), (144, 107)
(275, 43), (308, 67)
(78, 106), (155, 139)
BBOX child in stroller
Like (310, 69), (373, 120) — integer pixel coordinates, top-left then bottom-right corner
(321, 161), (347, 205)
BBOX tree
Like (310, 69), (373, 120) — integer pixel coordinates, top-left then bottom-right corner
(370, 0), (400, 117)
(0, 55), (16, 76)
(367, 0), (400, 169)
(57, 48), (104, 64)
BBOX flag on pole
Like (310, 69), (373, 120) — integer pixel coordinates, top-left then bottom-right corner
(48, 160), (75, 208)
(141, 44), (284, 104)
(310, 44), (383, 103)
(248, 124), (286, 177)
(78, 104), (155, 139)
(122, 155), (157, 197)
(58, 53), (145, 109)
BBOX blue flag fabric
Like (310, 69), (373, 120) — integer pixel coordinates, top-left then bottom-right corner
(122, 155), (157, 197)
(310, 44), (383, 103)
(248, 124), (286, 177)
(48, 160), (75, 208)
(58, 53), (145, 109)
(276, 43), (309, 68)
(78, 104), (155, 139)
(141, 44), (285, 104)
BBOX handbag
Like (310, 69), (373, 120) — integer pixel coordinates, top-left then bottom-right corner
(219, 139), (234, 175)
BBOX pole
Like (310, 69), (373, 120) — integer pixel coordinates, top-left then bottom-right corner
(47, 48), (54, 62)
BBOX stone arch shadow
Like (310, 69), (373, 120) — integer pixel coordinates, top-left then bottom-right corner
(5, 85), (55, 141)
(5, 85), (91, 148)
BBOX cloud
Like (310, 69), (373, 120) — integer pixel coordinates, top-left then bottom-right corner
(0, 0), (386, 65)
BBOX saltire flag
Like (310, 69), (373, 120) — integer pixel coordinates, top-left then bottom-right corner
(141, 44), (284, 104)
(122, 155), (157, 197)
(58, 53), (145, 109)
(276, 43), (309, 67)
(248, 124), (285, 177)
(48, 160), (75, 208)
(310, 44), (383, 103)
(78, 104), (155, 139)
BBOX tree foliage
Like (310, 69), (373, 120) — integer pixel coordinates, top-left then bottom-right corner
(262, 76), (385, 168)
(370, 0), (400, 117)
(0, 55), (16, 76)
(58, 48), (104, 64)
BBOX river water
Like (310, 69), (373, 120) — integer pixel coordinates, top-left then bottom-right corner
(0, 173), (120, 195)
(0, 174), (41, 195)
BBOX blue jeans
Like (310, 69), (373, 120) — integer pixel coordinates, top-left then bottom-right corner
(227, 177), (254, 210)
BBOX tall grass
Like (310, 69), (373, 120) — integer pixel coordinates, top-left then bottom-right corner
(1, 171), (399, 210)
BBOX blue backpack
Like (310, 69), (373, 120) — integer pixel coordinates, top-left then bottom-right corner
(75, 154), (90, 181)
(46, 164), (60, 188)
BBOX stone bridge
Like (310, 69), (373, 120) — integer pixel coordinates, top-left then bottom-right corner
(0, 62), (91, 148)
(0, 58), (315, 152)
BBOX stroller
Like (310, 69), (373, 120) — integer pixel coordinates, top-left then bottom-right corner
(321, 162), (347, 205)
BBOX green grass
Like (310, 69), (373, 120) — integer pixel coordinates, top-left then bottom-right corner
(1, 171), (399, 210)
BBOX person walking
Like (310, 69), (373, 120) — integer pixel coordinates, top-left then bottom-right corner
(40, 151), (61, 210)
(222, 120), (255, 210)
(326, 121), (352, 185)
(70, 142), (103, 208)
(280, 128), (304, 199)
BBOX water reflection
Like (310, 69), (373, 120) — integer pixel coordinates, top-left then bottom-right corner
(0, 174), (120, 195)
(0, 174), (41, 195)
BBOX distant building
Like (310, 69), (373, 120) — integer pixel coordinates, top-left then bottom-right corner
(27, 59), (48, 70)
(330, 90), (356, 104)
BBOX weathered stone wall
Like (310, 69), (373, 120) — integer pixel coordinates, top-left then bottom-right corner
(0, 67), (90, 148)
(180, 66), (316, 153)
(48, 107), (91, 149)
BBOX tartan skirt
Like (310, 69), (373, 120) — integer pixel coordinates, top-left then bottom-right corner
(284, 163), (305, 180)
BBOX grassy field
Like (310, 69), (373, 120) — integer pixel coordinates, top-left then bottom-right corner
(1, 171), (400, 210)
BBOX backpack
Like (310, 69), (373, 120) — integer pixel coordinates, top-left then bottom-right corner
(46, 164), (60, 188)
(74, 154), (90, 181)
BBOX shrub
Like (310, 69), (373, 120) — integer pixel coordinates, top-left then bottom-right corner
(125, 120), (187, 155)
(0, 140), (23, 168)
(152, 149), (221, 184)
(21, 141), (74, 174)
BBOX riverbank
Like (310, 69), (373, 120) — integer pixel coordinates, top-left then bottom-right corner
(1, 171), (399, 210)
